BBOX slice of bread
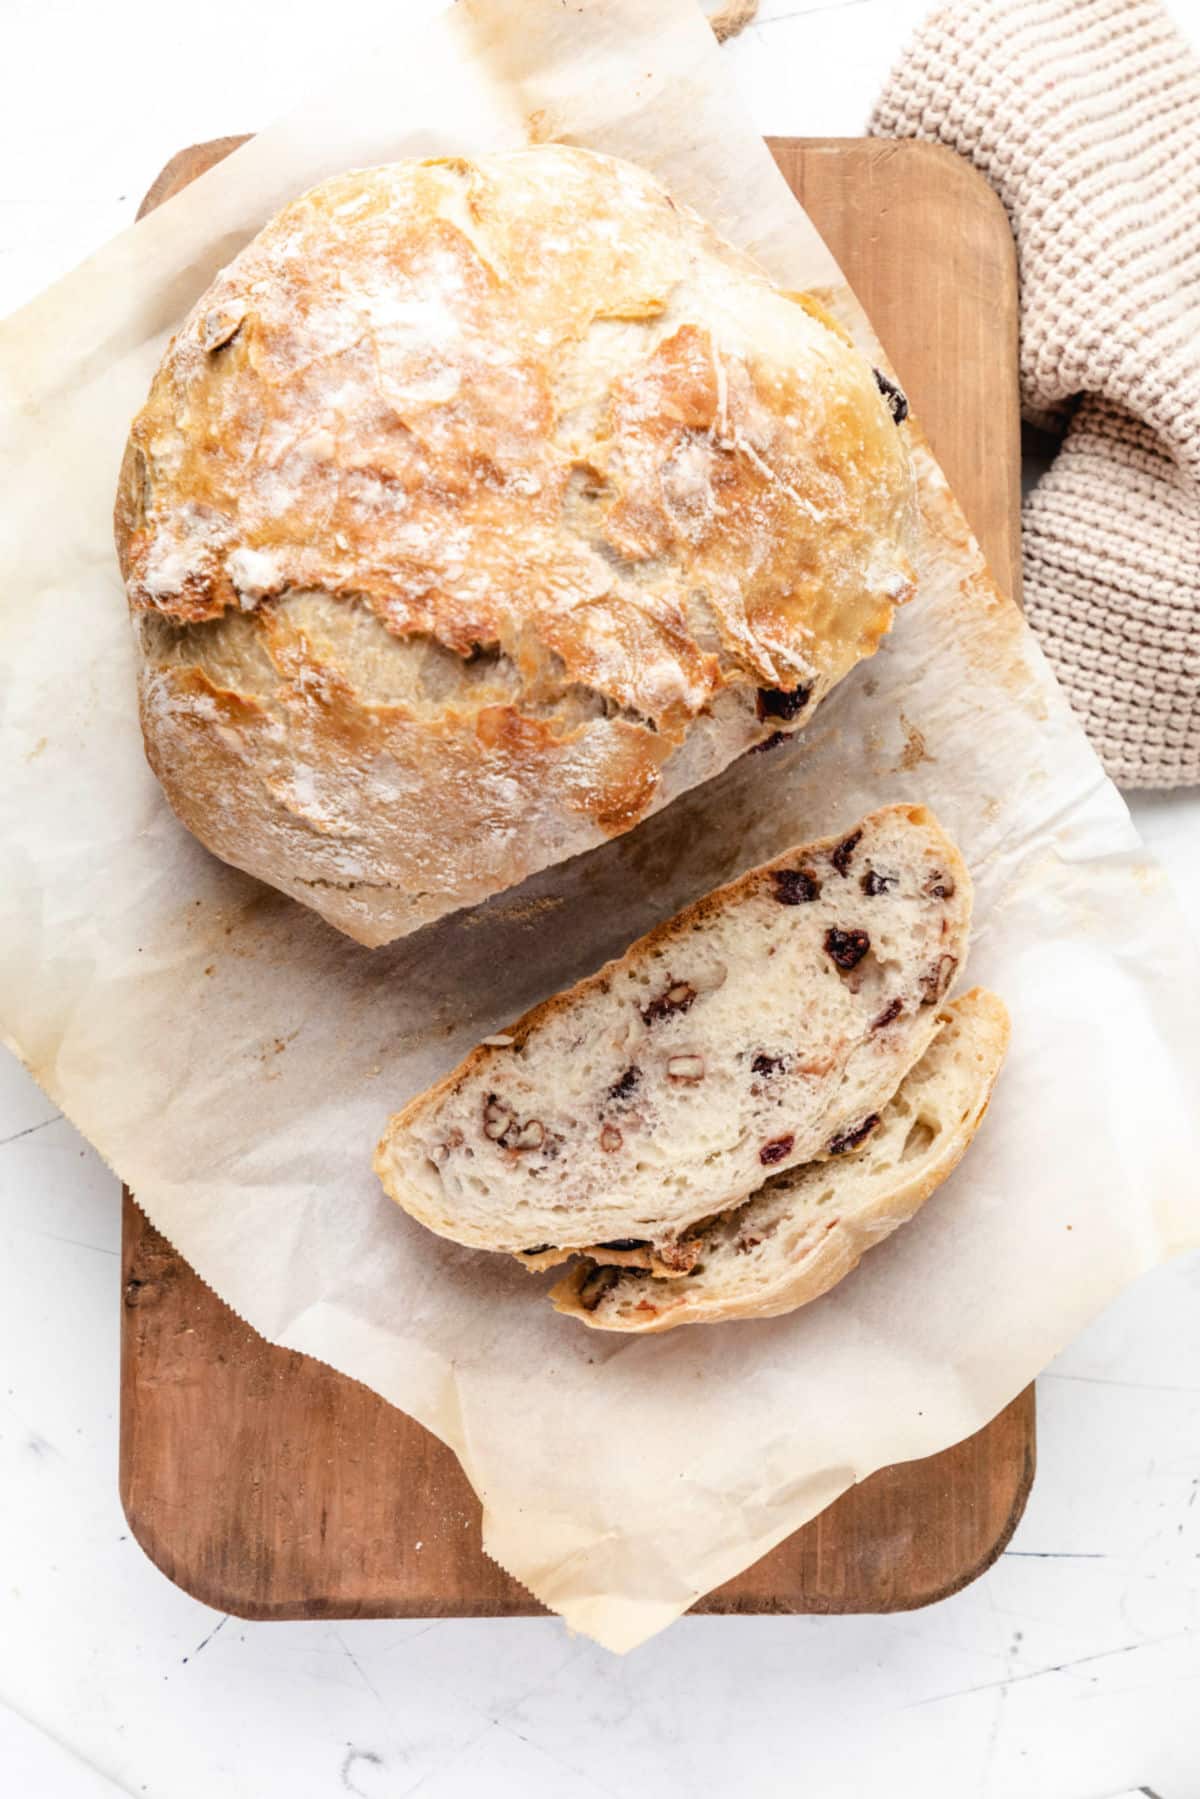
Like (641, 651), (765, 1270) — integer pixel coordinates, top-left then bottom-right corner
(375, 806), (971, 1262)
(550, 989), (1009, 1332)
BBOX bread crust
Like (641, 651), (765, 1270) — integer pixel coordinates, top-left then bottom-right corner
(550, 989), (1010, 1332)
(116, 146), (917, 945)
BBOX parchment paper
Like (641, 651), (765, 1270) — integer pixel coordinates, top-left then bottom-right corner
(2, 0), (1198, 1653)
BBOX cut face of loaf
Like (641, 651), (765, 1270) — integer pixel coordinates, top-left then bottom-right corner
(374, 805), (971, 1259)
(550, 989), (1008, 1331)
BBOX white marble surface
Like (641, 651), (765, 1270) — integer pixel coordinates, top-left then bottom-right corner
(2, 1), (1199, 1793)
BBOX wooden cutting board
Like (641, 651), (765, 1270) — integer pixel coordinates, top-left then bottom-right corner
(121, 136), (1032, 1620)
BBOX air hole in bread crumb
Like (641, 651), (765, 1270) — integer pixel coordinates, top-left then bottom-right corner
(902, 1119), (935, 1160)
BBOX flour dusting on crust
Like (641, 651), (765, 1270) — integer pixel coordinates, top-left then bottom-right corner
(115, 147), (919, 945)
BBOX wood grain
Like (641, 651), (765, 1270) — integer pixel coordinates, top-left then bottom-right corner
(121, 136), (1032, 1621)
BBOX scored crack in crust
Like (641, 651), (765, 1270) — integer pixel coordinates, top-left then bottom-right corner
(374, 805), (971, 1259)
(114, 145), (918, 946)
(550, 988), (1010, 1332)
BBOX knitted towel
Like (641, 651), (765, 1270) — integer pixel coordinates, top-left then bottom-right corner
(873, 0), (1200, 788)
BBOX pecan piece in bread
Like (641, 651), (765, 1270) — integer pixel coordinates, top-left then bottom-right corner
(641, 981), (697, 1026)
(920, 955), (958, 1003)
(666, 1054), (706, 1084)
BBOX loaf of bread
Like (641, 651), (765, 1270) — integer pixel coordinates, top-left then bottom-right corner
(115, 146), (917, 946)
(374, 806), (971, 1268)
(550, 989), (1009, 1331)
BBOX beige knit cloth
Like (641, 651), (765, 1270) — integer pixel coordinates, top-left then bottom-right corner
(873, 0), (1200, 788)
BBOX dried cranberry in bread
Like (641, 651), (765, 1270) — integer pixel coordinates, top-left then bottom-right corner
(551, 989), (1009, 1331)
(115, 146), (917, 946)
(374, 805), (971, 1260)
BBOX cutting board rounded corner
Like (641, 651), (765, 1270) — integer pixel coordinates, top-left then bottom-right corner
(118, 1463), (250, 1621)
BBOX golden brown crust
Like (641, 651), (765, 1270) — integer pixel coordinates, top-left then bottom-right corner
(117, 146), (918, 943)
